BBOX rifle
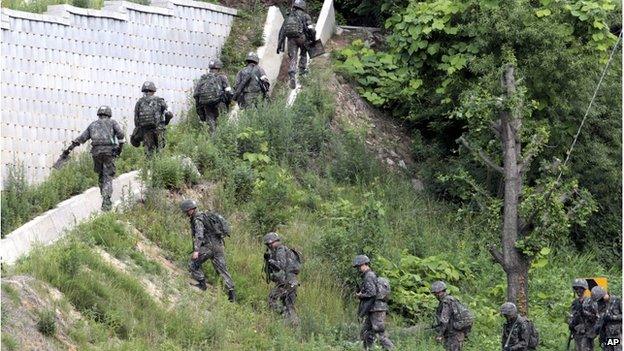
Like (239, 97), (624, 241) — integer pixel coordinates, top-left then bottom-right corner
(263, 250), (272, 284)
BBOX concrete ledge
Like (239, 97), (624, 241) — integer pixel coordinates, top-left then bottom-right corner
(45, 4), (128, 21)
(315, 0), (335, 44)
(257, 6), (285, 88)
(0, 170), (143, 265)
(1, 8), (71, 26)
(103, 1), (174, 16)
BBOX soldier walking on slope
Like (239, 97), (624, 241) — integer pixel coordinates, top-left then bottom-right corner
(352, 255), (394, 350)
(589, 286), (622, 351)
(263, 232), (301, 326)
(180, 199), (236, 302)
(431, 281), (474, 351)
(131, 81), (172, 156)
(193, 59), (232, 135)
(63, 106), (125, 211)
(500, 302), (531, 351)
(568, 279), (595, 350)
(233, 52), (270, 109)
(277, 0), (316, 89)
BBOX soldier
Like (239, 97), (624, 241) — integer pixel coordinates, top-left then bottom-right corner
(590, 286), (622, 351)
(568, 279), (595, 350)
(64, 106), (125, 211)
(233, 52), (270, 109)
(263, 232), (300, 326)
(180, 199), (236, 302)
(352, 255), (394, 350)
(277, 0), (316, 89)
(501, 302), (531, 351)
(431, 281), (472, 351)
(131, 81), (173, 156)
(193, 59), (232, 135)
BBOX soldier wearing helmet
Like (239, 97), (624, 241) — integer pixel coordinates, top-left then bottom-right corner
(67, 106), (125, 211)
(180, 199), (236, 301)
(233, 52), (270, 109)
(263, 232), (301, 326)
(500, 302), (531, 351)
(131, 81), (173, 156)
(352, 255), (394, 350)
(278, 0), (316, 89)
(193, 58), (232, 136)
(430, 281), (471, 351)
(568, 279), (596, 351)
(589, 286), (622, 351)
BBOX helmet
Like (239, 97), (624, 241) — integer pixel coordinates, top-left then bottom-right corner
(141, 81), (157, 92)
(591, 286), (607, 301)
(293, 0), (306, 10)
(352, 255), (370, 267)
(572, 279), (588, 290)
(245, 52), (259, 63)
(430, 281), (447, 293)
(263, 232), (280, 245)
(179, 199), (197, 212)
(209, 59), (223, 69)
(500, 302), (517, 316)
(97, 105), (112, 117)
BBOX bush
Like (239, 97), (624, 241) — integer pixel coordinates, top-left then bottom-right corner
(148, 155), (198, 190)
(37, 309), (57, 336)
(77, 213), (136, 256)
(328, 132), (381, 185)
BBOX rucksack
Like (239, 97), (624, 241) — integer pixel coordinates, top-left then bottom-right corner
(526, 319), (539, 350)
(201, 213), (231, 239)
(283, 12), (304, 38)
(287, 247), (302, 274)
(375, 277), (391, 301)
(90, 119), (116, 146)
(136, 96), (161, 127)
(450, 297), (475, 331)
(196, 73), (223, 105)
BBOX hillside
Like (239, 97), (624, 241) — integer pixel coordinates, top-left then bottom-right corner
(2, 31), (622, 351)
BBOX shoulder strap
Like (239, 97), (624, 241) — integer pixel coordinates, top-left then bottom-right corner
(504, 318), (519, 348)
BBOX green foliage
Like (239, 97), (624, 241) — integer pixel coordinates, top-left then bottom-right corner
(36, 309), (57, 336)
(146, 155), (199, 190)
(1, 333), (19, 351)
(327, 132), (382, 184)
(1, 0), (148, 13)
(76, 213), (137, 256)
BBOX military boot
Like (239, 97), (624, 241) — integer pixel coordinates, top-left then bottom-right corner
(192, 280), (207, 291)
(227, 289), (236, 302)
(289, 76), (297, 89)
(101, 196), (112, 212)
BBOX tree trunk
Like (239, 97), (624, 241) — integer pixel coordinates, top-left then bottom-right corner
(499, 65), (530, 315)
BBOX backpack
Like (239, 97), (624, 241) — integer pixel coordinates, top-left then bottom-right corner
(283, 12), (304, 38)
(450, 297), (475, 332)
(136, 96), (161, 127)
(287, 247), (302, 274)
(201, 213), (231, 239)
(526, 319), (539, 350)
(375, 277), (391, 301)
(196, 73), (223, 105)
(90, 119), (116, 146)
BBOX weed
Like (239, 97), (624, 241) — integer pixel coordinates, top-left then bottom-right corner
(1, 333), (19, 351)
(37, 309), (57, 336)
(1, 283), (20, 304)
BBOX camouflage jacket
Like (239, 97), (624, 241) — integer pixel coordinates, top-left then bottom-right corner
(357, 269), (388, 317)
(595, 296), (622, 340)
(134, 95), (168, 128)
(435, 294), (461, 337)
(193, 73), (230, 100)
(73, 116), (125, 156)
(501, 315), (530, 351)
(568, 297), (593, 337)
(235, 64), (267, 95)
(190, 212), (225, 255)
(266, 243), (297, 285)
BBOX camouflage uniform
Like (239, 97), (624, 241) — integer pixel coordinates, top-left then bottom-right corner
(279, 8), (313, 84)
(357, 269), (394, 350)
(133, 95), (169, 156)
(73, 111), (125, 211)
(501, 315), (531, 351)
(594, 296), (622, 351)
(193, 72), (231, 135)
(188, 211), (235, 293)
(266, 243), (299, 325)
(234, 63), (268, 109)
(435, 294), (466, 351)
(569, 296), (596, 351)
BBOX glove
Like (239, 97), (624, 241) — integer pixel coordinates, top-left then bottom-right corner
(115, 143), (124, 157)
(164, 111), (173, 125)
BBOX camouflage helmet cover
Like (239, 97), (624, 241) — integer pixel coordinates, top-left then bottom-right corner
(263, 232), (280, 244)
(246, 51), (259, 63)
(209, 59), (223, 69)
(352, 254), (370, 267)
(572, 278), (589, 290)
(500, 302), (518, 316)
(141, 81), (157, 92)
(293, 0), (306, 10)
(591, 286), (607, 301)
(430, 281), (447, 293)
(180, 199), (197, 212)
(97, 105), (112, 117)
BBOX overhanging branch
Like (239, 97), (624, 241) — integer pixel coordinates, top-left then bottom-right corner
(457, 136), (504, 174)
(488, 244), (504, 266)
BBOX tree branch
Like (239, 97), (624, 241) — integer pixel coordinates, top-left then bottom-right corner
(457, 136), (504, 174)
(520, 133), (546, 172)
(488, 244), (505, 266)
(490, 120), (501, 138)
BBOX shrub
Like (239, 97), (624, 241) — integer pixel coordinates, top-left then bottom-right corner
(77, 213), (136, 256)
(148, 155), (198, 190)
(37, 309), (57, 336)
(328, 132), (381, 185)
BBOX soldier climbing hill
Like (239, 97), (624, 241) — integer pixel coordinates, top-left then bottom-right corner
(500, 302), (540, 351)
(131, 81), (173, 156)
(431, 280), (474, 351)
(568, 279), (595, 351)
(277, 0), (316, 89)
(589, 286), (622, 351)
(233, 52), (270, 109)
(263, 232), (301, 326)
(62, 105), (125, 211)
(193, 58), (232, 136)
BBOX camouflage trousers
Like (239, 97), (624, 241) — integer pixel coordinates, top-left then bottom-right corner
(196, 102), (223, 135)
(136, 126), (165, 156)
(287, 35), (308, 78)
(443, 332), (465, 351)
(237, 92), (264, 109)
(601, 341), (622, 351)
(92, 154), (116, 211)
(574, 336), (594, 351)
(189, 251), (235, 291)
(268, 282), (299, 326)
(361, 311), (394, 350)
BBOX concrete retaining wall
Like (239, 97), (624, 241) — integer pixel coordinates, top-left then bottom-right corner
(1, 1), (237, 186)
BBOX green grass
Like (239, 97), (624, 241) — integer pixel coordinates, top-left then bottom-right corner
(1, 333), (19, 351)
